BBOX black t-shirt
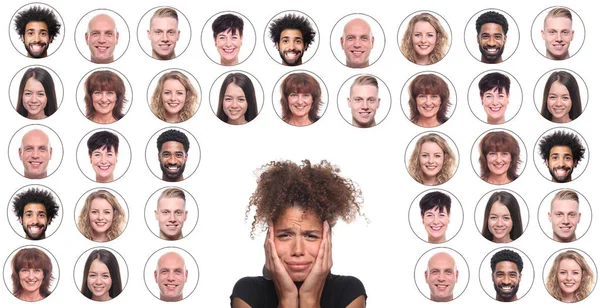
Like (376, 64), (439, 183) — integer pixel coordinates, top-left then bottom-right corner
(230, 274), (366, 308)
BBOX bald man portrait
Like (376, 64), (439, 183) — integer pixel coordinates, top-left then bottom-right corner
(425, 252), (458, 302)
(340, 18), (374, 68)
(85, 13), (119, 63)
(18, 129), (53, 179)
(154, 251), (188, 302)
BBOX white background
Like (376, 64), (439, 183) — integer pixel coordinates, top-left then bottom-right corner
(2, 0), (599, 307)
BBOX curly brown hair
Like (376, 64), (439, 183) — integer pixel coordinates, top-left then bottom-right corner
(246, 160), (364, 238)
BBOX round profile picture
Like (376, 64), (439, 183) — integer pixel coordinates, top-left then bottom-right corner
(209, 70), (264, 125)
(144, 186), (199, 241)
(414, 247), (469, 302)
(408, 189), (463, 244)
(264, 10), (319, 66)
(272, 70), (329, 127)
(76, 128), (132, 183)
(9, 65), (64, 120)
(464, 9), (519, 64)
(400, 71), (457, 128)
(10, 2), (65, 58)
(74, 9), (130, 64)
(74, 188), (129, 243)
(330, 13), (385, 68)
(531, 6), (585, 61)
(137, 6), (191, 60)
(533, 68), (588, 124)
(538, 188), (591, 243)
(470, 128), (527, 185)
(73, 247), (128, 301)
(337, 74), (391, 128)
(405, 131), (459, 186)
(8, 124), (64, 180)
(146, 68), (201, 124)
(534, 127), (588, 183)
(467, 69), (523, 125)
(144, 247), (199, 302)
(479, 247), (534, 302)
(76, 67), (133, 124)
(145, 127), (201, 182)
(398, 10), (452, 65)
(474, 189), (529, 244)
(543, 248), (597, 303)
(201, 11), (256, 66)
(3, 245), (59, 302)
(7, 184), (62, 241)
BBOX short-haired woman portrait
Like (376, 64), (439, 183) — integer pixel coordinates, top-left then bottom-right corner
(149, 70), (199, 123)
(399, 12), (449, 65)
(230, 159), (367, 307)
(407, 133), (457, 186)
(77, 189), (127, 242)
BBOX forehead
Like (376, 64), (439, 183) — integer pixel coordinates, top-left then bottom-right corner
(494, 260), (519, 273)
(429, 254), (455, 269)
(24, 202), (47, 212)
(483, 87), (508, 95)
(91, 197), (112, 209)
(151, 17), (178, 29)
(274, 207), (322, 229)
(544, 17), (572, 29)
(421, 141), (443, 152)
(550, 145), (573, 155)
(350, 84), (378, 97)
(158, 196), (185, 209)
(92, 145), (116, 153)
(479, 23), (504, 34)
(164, 78), (185, 88)
(551, 199), (579, 211)
(414, 21), (435, 31)
(89, 258), (109, 271)
(25, 21), (49, 31)
(218, 28), (241, 36)
(280, 29), (303, 40)
(161, 141), (185, 152)
(22, 131), (50, 146)
(425, 206), (448, 214)
(559, 258), (581, 270)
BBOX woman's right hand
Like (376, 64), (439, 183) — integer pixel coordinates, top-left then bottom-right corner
(265, 221), (298, 308)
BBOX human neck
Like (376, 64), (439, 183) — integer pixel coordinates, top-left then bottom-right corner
(422, 175), (438, 186)
(92, 231), (109, 242)
(19, 289), (43, 301)
(164, 113), (180, 123)
(485, 174), (510, 184)
(547, 51), (569, 60)
(221, 57), (239, 66)
(28, 113), (47, 120)
(92, 293), (112, 301)
(352, 119), (375, 128)
(93, 113), (116, 124)
(487, 116), (505, 125)
(415, 55), (431, 65)
(554, 233), (576, 242)
(286, 116), (312, 127)
(552, 115), (571, 123)
(416, 117), (440, 128)
(228, 117), (248, 125)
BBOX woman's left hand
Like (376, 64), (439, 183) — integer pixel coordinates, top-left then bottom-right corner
(299, 220), (332, 308)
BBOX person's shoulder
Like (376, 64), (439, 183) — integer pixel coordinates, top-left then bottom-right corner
(233, 276), (271, 291)
(323, 274), (367, 306)
(231, 276), (276, 307)
(328, 274), (365, 291)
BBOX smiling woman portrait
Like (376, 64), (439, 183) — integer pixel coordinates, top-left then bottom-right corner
(478, 131), (521, 185)
(230, 159), (367, 308)
(80, 249), (123, 301)
(16, 67), (58, 119)
(84, 70), (127, 124)
(280, 73), (323, 127)
(546, 250), (595, 303)
(77, 190), (126, 242)
(150, 70), (199, 123)
(407, 74), (451, 128)
(10, 247), (54, 302)
(400, 12), (449, 65)
(408, 133), (457, 186)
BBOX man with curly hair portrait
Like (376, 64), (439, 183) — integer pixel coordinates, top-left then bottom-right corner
(13, 5), (61, 58)
(12, 187), (60, 240)
(475, 11), (508, 63)
(538, 130), (586, 183)
(268, 13), (316, 66)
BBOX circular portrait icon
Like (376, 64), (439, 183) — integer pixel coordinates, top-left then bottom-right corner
(538, 188), (592, 243)
(272, 70), (329, 127)
(9, 65), (64, 120)
(75, 128), (132, 183)
(146, 68), (201, 124)
(398, 10), (452, 65)
(474, 189), (529, 244)
(73, 246), (128, 301)
(470, 128), (527, 185)
(137, 6), (191, 60)
(464, 8), (520, 64)
(330, 13), (385, 68)
(533, 68), (588, 124)
(414, 247), (469, 302)
(264, 10), (319, 66)
(405, 131), (459, 186)
(531, 6), (585, 60)
(400, 71), (457, 128)
(543, 248), (596, 303)
(144, 186), (199, 241)
(209, 70), (264, 125)
(408, 189), (463, 244)
(3, 245), (60, 302)
(76, 67), (133, 124)
(201, 11), (256, 66)
(534, 127), (588, 183)
(145, 127), (201, 182)
(143, 246), (199, 302)
(467, 69), (523, 125)
(337, 74), (391, 128)
(74, 8), (130, 64)
(479, 247), (534, 302)
(8, 124), (64, 180)
(10, 2), (65, 58)
(7, 184), (62, 241)
(74, 188), (128, 243)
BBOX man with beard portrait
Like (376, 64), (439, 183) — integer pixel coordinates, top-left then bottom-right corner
(13, 5), (61, 58)
(268, 13), (316, 66)
(490, 249), (523, 302)
(12, 187), (60, 240)
(475, 11), (508, 64)
(157, 129), (189, 182)
(538, 130), (585, 183)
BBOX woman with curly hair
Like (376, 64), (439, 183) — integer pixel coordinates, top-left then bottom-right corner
(77, 190), (126, 242)
(231, 160), (366, 308)
(408, 133), (457, 185)
(546, 250), (595, 303)
(150, 71), (199, 123)
(400, 13), (449, 65)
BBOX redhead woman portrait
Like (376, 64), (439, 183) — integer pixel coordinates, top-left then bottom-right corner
(77, 190), (126, 242)
(279, 73), (323, 127)
(400, 12), (449, 65)
(408, 133), (457, 186)
(84, 70), (127, 124)
(150, 70), (199, 123)
(16, 67), (58, 119)
(217, 72), (258, 125)
(407, 74), (452, 127)
(480, 191), (523, 243)
(546, 250), (595, 303)
(478, 131), (521, 185)
(80, 249), (123, 301)
(231, 160), (367, 307)
(10, 247), (54, 302)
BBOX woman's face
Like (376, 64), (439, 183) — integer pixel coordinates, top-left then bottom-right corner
(412, 21), (437, 58)
(215, 29), (242, 65)
(419, 141), (444, 180)
(486, 151), (512, 178)
(90, 146), (118, 182)
(416, 93), (441, 120)
(92, 89), (117, 116)
(557, 258), (582, 297)
(87, 259), (112, 301)
(487, 201), (513, 242)
(89, 198), (114, 237)
(547, 81), (572, 123)
(287, 92), (313, 119)
(19, 268), (44, 295)
(422, 206), (449, 242)
(223, 82), (248, 123)
(274, 207), (322, 282)
(482, 88), (509, 123)
(161, 79), (187, 118)
(22, 77), (48, 119)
